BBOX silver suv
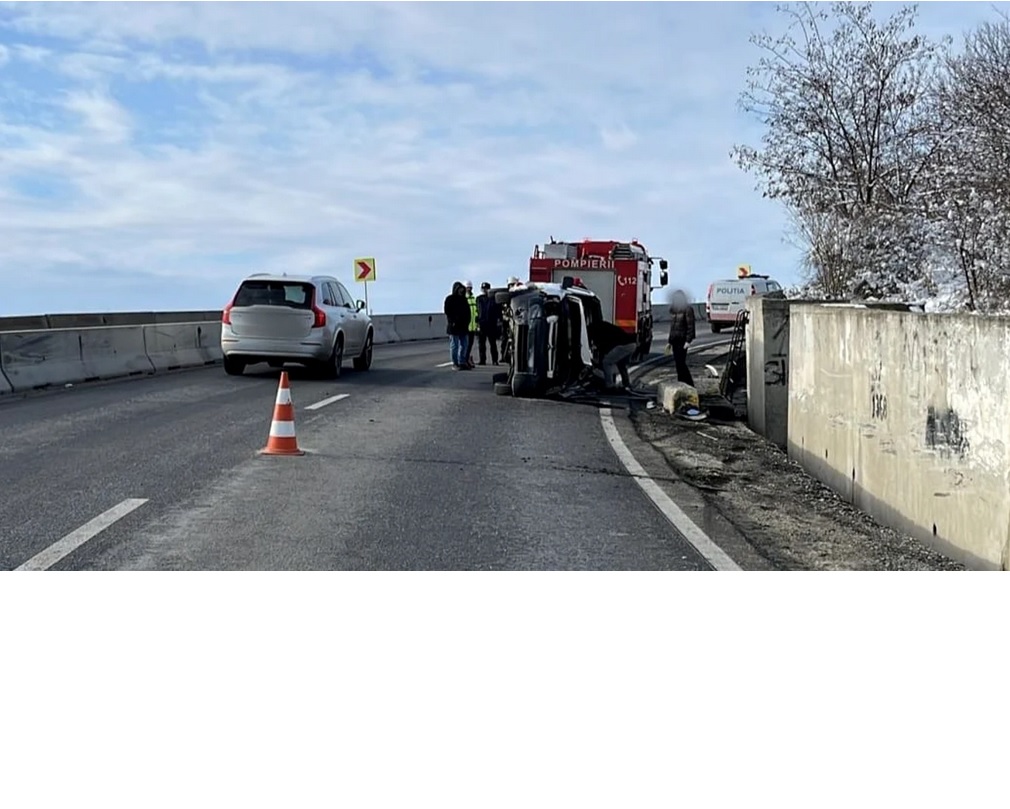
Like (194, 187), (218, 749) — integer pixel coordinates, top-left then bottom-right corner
(220, 273), (373, 377)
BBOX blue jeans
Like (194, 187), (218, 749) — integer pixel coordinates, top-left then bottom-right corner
(449, 334), (467, 366)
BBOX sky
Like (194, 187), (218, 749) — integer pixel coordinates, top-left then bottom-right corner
(1, 0), (1008, 317)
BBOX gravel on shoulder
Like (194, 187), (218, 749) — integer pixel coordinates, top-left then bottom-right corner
(629, 344), (965, 571)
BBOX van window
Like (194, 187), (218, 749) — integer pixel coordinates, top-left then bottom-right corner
(767, 281), (781, 292)
(234, 280), (314, 309)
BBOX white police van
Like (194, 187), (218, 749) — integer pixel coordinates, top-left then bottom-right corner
(705, 268), (784, 333)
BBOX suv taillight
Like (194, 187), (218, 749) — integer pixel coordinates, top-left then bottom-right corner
(222, 303), (233, 325)
(307, 287), (327, 328)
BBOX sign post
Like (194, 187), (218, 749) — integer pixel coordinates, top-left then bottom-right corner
(354, 257), (376, 315)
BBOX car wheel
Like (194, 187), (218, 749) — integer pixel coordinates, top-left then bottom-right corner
(224, 356), (245, 376)
(492, 372), (509, 385)
(326, 335), (344, 379)
(711, 323), (722, 334)
(493, 382), (512, 396)
(353, 331), (373, 371)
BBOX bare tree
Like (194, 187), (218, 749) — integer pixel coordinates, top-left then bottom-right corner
(732, 2), (949, 297)
(925, 16), (1010, 311)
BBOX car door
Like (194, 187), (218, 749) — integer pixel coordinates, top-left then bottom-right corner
(333, 281), (363, 354)
(319, 281), (349, 355)
(336, 281), (366, 350)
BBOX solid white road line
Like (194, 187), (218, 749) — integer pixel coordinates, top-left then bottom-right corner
(598, 409), (742, 571)
(15, 498), (150, 571)
(436, 361), (454, 368)
(305, 393), (350, 411)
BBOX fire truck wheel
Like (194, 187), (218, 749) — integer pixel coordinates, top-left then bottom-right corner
(493, 382), (512, 396)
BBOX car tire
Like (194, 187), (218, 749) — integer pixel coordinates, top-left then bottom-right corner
(511, 372), (540, 399)
(711, 323), (722, 334)
(325, 335), (344, 379)
(492, 372), (509, 385)
(353, 331), (373, 371)
(493, 382), (512, 396)
(224, 356), (245, 376)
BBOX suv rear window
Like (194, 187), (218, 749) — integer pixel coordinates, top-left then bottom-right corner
(234, 280), (314, 309)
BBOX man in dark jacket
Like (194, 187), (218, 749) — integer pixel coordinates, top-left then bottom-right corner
(667, 290), (696, 386)
(587, 318), (637, 391)
(444, 281), (472, 370)
(476, 281), (501, 365)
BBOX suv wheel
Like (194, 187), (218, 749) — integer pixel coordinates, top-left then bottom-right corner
(326, 336), (344, 379)
(224, 356), (245, 376)
(353, 331), (373, 371)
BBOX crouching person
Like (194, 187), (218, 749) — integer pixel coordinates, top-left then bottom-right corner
(588, 319), (637, 392)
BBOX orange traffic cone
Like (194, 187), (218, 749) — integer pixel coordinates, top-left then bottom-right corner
(260, 371), (305, 456)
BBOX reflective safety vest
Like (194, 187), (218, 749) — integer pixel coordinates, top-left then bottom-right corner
(467, 294), (478, 332)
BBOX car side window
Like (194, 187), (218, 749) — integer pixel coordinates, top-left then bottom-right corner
(336, 282), (355, 309)
(321, 282), (339, 306)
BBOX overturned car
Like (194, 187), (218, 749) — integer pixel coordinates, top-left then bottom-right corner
(491, 278), (607, 398)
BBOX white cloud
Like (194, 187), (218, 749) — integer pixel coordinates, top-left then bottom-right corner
(62, 90), (132, 142)
(1, 1), (1004, 316)
(0, 43), (9, 67)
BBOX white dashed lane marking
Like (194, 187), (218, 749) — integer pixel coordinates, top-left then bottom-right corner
(15, 498), (150, 571)
(305, 393), (351, 411)
(436, 361), (454, 368)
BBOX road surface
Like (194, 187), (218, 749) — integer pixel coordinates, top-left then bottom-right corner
(0, 333), (727, 571)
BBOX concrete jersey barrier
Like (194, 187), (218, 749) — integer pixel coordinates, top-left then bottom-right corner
(0, 326), (156, 392)
(144, 322), (223, 372)
(0, 300), (701, 396)
(370, 315), (399, 345)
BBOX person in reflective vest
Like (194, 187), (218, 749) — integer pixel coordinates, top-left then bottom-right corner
(464, 281), (478, 369)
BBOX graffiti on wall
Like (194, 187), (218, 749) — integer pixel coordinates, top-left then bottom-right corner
(869, 363), (888, 421)
(764, 353), (787, 387)
(925, 406), (970, 459)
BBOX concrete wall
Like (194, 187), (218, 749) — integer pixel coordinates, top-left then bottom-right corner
(787, 304), (1010, 570)
(746, 297), (792, 449)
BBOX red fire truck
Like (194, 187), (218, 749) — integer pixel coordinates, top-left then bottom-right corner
(527, 238), (669, 360)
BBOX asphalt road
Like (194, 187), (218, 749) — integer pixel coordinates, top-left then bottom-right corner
(0, 331), (728, 571)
